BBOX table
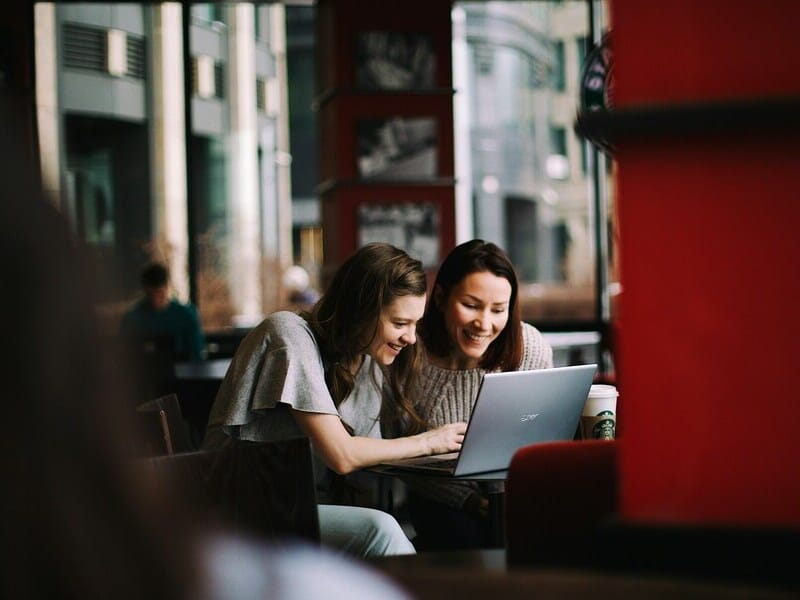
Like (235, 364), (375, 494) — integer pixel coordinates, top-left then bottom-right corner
(369, 549), (784, 600)
(173, 358), (232, 381)
(456, 470), (506, 548)
(371, 465), (508, 548)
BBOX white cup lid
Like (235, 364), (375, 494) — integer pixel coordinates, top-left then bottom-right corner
(588, 384), (618, 398)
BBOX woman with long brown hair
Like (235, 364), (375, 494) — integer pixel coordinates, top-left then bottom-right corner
(203, 243), (465, 556)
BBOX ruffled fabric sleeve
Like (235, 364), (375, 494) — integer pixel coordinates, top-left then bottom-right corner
(203, 312), (336, 447)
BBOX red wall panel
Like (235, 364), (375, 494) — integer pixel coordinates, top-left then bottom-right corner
(617, 134), (800, 526)
(613, 1), (800, 106)
(612, 0), (800, 526)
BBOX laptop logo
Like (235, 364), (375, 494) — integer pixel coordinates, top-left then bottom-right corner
(520, 413), (540, 423)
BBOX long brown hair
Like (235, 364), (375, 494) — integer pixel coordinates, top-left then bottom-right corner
(303, 243), (428, 433)
(1, 190), (199, 598)
(421, 239), (523, 371)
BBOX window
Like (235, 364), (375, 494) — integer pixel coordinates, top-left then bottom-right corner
(552, 40), (565, 92)
(37, 3), (291, 332)
(577, 35), (589, 78)
(453, 1), (614, 336)
(37, 1), (613, 348)
(550, 126), (568, 156)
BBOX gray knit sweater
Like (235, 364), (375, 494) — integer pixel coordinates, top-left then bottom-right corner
(408, 322), (554, 510)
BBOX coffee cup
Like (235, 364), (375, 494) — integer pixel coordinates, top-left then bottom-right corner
(580, 384), (618, 440)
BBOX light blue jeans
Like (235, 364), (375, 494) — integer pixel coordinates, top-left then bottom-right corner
(318, 505), (416, 557)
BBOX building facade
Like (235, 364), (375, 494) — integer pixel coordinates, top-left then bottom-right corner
(454, 0), (612, 323)
(35, 2), (291, 330)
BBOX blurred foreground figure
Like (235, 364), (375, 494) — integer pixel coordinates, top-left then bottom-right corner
(0, 170), (409, 599)
(0, 179), (198, 597)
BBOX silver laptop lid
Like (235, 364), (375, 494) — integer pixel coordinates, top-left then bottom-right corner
(454, 364), (597, 476)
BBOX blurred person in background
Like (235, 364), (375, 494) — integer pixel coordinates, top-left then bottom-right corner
(120, 261), (206, 362)
(119, 261), (206, 401)
(282, 264), (321, 312)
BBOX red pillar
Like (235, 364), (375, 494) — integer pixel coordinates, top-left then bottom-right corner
(315, 0), (456, 279)
(612, 0), (800, 526)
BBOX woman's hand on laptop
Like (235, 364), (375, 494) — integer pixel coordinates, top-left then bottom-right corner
(419, 422), (467, 455)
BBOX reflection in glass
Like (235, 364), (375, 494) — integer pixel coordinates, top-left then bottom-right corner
(36, 2), (292, 332)
(36, 1), (614, 337)
(452, 1), (614, 325)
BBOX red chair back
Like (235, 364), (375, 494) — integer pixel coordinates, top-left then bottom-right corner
(505, 440), (618, 568)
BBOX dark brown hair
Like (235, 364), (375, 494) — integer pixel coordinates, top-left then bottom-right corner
(140, 262), (169, 288)
(303, 243), (428, 433)
(0, 191), (199, 598)
(421, 239), (523, 371)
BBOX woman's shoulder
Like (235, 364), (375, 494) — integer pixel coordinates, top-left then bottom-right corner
(236, 311), (317, 359)
(519, 321), (554, 368)
(264, 310), (308, 328)
(522, 321), (551, 344)
(256, 311), (314, 339)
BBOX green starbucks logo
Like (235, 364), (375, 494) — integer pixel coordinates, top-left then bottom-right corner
(592, 410), (615, 440)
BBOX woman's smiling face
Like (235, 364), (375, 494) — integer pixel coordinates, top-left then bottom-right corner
(438, 270), (512, 369)
(367, 293), (426, 366)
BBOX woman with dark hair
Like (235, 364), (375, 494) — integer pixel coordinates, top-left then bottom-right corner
(406, 239), (553, 550)
(203, 242), (466, 556)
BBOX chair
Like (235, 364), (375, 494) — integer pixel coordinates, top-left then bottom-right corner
(135, 393), (194, 456)
(505, 440), (800, 590)
(122, 332), (181, 401)
(171, 367), (224, 448)
(505, 440), (618, 568)
(144, 438), (320, 544)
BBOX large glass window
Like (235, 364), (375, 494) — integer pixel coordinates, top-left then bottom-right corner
(453, 0), (615, 368)
(35, 1), (614, 370)
(454, 1), (598, 318)
(36, 2), (293, 334)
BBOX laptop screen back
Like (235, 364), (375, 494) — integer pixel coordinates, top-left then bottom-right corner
(454, 364), (596, 476)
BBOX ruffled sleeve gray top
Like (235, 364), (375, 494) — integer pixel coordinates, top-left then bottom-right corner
(203, 311), (382, 449)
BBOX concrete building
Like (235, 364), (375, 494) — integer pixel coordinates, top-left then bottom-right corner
(35, 2), (292, 329)
(454, 1), (612, 323)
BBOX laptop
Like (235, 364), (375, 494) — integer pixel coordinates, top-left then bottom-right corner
(381, 364), (597, 477)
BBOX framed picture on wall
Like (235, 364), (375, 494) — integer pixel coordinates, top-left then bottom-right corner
(355, 31), (436, 90)
(357, 202), (440, 267)
(356, 116), (437, 180)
